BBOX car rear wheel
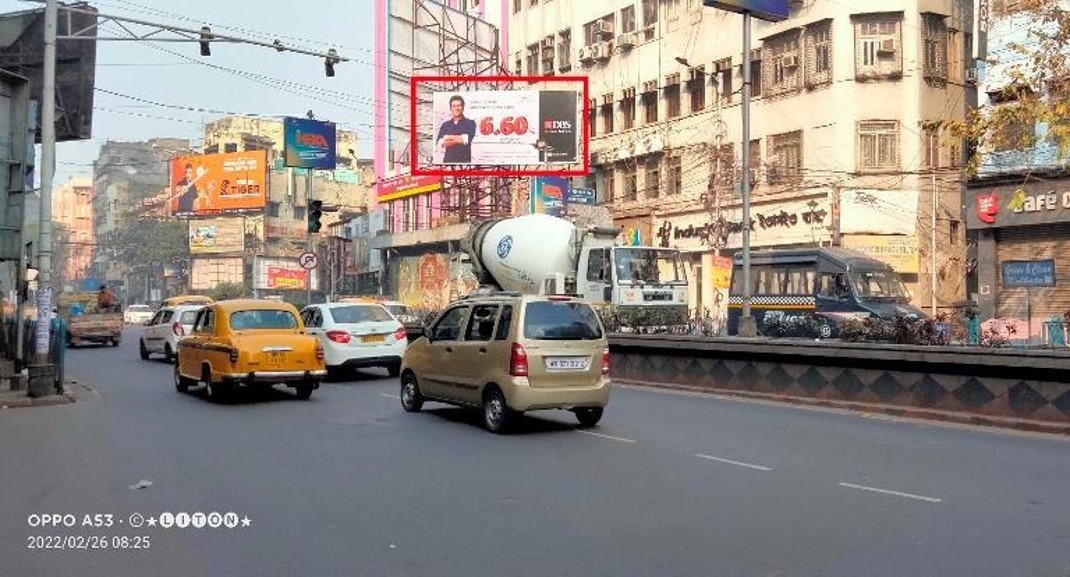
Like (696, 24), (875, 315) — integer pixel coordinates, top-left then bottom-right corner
(139, 339), (150, 360)
(174, 362), (193, 393)
(203, 368), (229, 403)
(482, 388), (512, 434)
(574, 407), (604, 428)
(164, 344), (175, 363)
(400, 372), (424, 413)
(295, 382), (315, 400)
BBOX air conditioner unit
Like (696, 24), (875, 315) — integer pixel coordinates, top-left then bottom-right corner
(965, 67), (978, 84)
(781, 54), (799, 68)
(617, 32), (637, 49)
(579, 46), (594, 62)
(878, 38), (897, 53)
(597, 20), (615, 36)
(542, 36), (555, 49)
(595, 42), (611, 61)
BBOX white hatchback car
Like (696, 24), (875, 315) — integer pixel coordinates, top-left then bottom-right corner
(300, 302), (407, 377)
(139, 304), (203, 362)
(124, 304), (154, 325)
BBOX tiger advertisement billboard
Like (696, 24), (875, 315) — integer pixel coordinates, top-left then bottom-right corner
(169, 150), (268, 218)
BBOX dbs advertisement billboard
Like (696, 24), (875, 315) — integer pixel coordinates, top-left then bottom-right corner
(170, 150), (268, 218)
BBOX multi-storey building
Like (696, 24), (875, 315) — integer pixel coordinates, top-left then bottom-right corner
(51, 176), (94, 291)
(510, 0), (973, 314)
(966, 1), (1068, 337)
(91, 139), (191, 291)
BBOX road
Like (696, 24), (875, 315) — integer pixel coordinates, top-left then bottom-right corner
(2, 327), (1070, 577)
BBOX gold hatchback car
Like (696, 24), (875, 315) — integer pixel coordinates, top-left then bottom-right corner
(399, 293), (610, 433)
(174, 300), (326, 402)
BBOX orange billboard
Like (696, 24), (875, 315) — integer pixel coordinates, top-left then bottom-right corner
(169, 150), (268, 218)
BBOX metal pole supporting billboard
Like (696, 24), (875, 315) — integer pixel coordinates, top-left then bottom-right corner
(306, 170), (313, 307)
(738, 11), (757, 337)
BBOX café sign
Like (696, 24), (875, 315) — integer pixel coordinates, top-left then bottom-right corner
(967, 182), (1070, 229)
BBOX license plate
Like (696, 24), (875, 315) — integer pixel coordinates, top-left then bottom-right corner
(361, 334), (386, 344)
(545, 357), (589, 371)
(266, 351), (285, 365)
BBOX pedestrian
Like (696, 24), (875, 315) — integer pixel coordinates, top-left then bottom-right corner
(97, 285), (115, 313)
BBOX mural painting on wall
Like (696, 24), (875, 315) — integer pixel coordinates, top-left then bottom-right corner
(398, 254), (479, 311)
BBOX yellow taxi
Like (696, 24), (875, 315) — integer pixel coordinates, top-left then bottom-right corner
(174, 299), (326, 402)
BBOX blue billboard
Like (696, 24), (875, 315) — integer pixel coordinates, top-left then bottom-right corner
(283, 117), (337, 170)
(702, 0), (790, 22)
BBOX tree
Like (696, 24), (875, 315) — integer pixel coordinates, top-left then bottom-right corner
(950, 0), (1070, 175)
(205, 281), (248, 301)
(113, 217), (190, 266)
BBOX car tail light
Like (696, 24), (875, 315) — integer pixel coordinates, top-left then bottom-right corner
(172, 322), (185, 337)
(326, 330), (351, 344)
(229, 348), (239, 364)
(394, 327), (407, 342)
(602, 348), (610, 376)
(509, 342), (529, 377)
(316, 343), (325, 360)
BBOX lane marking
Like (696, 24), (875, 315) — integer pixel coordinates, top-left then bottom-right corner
(837, 482), (942, 503)
(378, 393), (399, 400)
(694, 453), (772, 472)
(575, 430), (636, 443)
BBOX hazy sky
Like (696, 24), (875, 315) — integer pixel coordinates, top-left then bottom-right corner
(0, 0), (374, 184)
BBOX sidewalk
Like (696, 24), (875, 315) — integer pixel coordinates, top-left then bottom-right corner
(0, 357), (79, 409)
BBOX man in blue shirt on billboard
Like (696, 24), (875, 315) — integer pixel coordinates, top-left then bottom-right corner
(436, 95), (477, 164)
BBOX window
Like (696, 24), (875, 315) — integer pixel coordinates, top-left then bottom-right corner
(858, 120), (900, 171)
(622, 5), (636, 33)
(267, 201), (281, 217)
(430, 307), (468, 341)
(923, 126), (940, 169)
(293, 206), (306, 220)
(601, 99), (614, 133)
(588, 102), (597, 138)
(329, 305), (392, 324)
(854, 15), (902, 78)
(558, 29), (572, 72)
(642, 0), (658, 30)
(749, 139), (761, 184)
(768, 131), (803, 184)
(622, 163), (638, 202)
(621, 89), (636, 130)
(513, 0), (521, 13)
(583, 20), (600, 47)
(526, 44), (539, 75)
(764, 30), (801, 97)
(603, 167), (615, 202)
(224, 143), (238, 153)
(688, 66), (706, 112)
(670, 156), (683, 195)
(229, 309), (298, 330)
(495, 306), (513, 340)
(642, 90), (658, 123)
(514, 54), (523, 75)
(947, 29), (963, 83)
(666, 83), (681, 118)
(751, 50), (763, 97)
(194, 309), (215, 334)
(922, 13), (948, 80)
(714, 143), (735, 188)
(716, 58), (732, 104)
(805, 21), (832, 88)
(542, 36), (555, 75)
(645, 157), (660, 198)
(522, 302), (603, 340)
(465, 305), (499, 341)
(587, 248), (607, 281)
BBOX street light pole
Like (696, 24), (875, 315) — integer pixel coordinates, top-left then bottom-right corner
(39, 0), (56, 290)
(738, 11), (757, 337)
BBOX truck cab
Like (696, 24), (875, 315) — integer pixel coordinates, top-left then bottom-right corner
(577, 245), (689, 310)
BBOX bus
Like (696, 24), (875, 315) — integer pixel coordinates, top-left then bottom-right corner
(727, 247), (925, 337)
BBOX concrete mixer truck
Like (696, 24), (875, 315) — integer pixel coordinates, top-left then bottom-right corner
(461, 214), (689, 310)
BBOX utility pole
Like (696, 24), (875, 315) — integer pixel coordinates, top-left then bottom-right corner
(738, 12), (756, 337)
(306, 170), (313, 307)
(930, 132), (938, 316)
(39, 0), (56, 289)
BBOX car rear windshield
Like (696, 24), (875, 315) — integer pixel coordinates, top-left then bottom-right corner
(522, 301), (603, 340)
(179, 310), (199, 324)
(330, 305), (392, 324)
(229, 309), (298, 330)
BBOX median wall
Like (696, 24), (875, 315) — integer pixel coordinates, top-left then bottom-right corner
(609, 335), (1070, 432)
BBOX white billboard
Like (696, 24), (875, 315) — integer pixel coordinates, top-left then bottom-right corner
(190, 258), (244, 291)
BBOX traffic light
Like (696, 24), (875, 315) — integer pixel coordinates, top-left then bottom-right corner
(308, 200), (323, 233)
(199, 26), (212, 56)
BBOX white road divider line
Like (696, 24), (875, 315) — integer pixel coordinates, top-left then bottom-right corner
(837, 482), (942, 503)
(378, 393), (399, 400)
(694, 453), (773, 472)
(575, 430), (637, 443)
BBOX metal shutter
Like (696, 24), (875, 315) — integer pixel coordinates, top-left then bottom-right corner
(995, 223), (1070, 323)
